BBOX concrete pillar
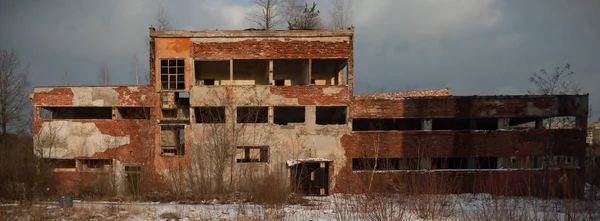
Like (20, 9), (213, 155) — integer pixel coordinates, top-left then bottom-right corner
(229, 59), (233, 83)
(268, 60), (274, 85)
(466, 157), (477, 169)
(469, 119), (477, 130)
(307, 59), (312, 85)
(268, 106), (274, 124)
(498, 118), (509, 130)
(535, 119), (544, 129)
(422, 118), (432, 131)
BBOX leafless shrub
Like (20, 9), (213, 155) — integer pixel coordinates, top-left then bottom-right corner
(287, 2), (323, 30)
(247, 0), (284, 30)
(98, 61), (110, 86)
(330, 0), (352, 30)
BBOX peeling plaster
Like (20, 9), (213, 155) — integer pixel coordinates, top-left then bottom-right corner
(71, 87), (119, 106)
(323, 87), (343, 95)
(36, 121), (130, 159)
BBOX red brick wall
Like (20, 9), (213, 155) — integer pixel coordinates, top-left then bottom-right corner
(269, 86), (352, 105)
(341, 130), (585, 158)
(191, 39), (352, 59)
(351, 95), (588, 118)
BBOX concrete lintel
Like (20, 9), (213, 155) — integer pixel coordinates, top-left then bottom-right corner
(150, 30), (354, 38)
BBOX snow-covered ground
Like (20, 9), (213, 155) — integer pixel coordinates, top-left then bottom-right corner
(1, 193), (599, 220)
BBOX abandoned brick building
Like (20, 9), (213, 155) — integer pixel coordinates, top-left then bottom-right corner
(31, 27), (589, 197)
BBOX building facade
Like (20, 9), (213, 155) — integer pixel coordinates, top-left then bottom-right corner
(31, 28), (589, 197)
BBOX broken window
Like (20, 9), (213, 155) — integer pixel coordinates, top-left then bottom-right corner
(44, 159), (76, 172)
(316, 106), (347, 125)
(195, 60), (230, 85)
(508, 117), (540, 129)
(237, 106), (268, 123)
(351, 158), (400, 171)
(160, 92), (190, 122)
(38, 107), (112, 119)
(78, 159), (113, 172)
(116, 107), (151, 119)
(543, 116), (577, 129)
(352, 118), (422, 131)
(195, 107), (225, 123)
(273, 59), (309, 85)
(160, 59), (185, 90)
(311, 59), (347, 85)
(431, 118), (470, 130)
(160, 125), (185, 156)
(236, 146), (269, 163)
(233, 59), (269, 85)
(273, 106), (305, 125)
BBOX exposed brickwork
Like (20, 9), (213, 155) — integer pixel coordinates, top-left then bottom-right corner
(32, 88), (74, 106)
(351, 95), (587, 118)
(340, 130), (585, 158)
(354, 88), (450, 100)
(115, 86), (155, 106)
(269, 86), (352, 105)
(191, 39), (353, 59)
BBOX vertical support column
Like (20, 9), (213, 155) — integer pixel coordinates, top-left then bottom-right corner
(535, 119), (544, 129)
(469, 119), (477, 130)
(422, 118), (432, 131)
(498, 118), (509, 130)
(229, 59), (234, 85)
(307, 59), (312, 85)
(268, 106), (274, 124)
(189, 58), (195, 88)
(268, 60), (274, 85)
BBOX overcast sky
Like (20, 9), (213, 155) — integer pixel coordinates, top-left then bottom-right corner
(1, 0), (599, 119)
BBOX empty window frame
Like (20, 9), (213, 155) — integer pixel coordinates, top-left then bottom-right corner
(195, 60), (230, 85)
(273, 59), (309, 85)
(195, 107), (226, 123)
(237, 107), (268, 123)
(78, 159), (113, 172)
(236, 146), (269, 163)
(316, 106), (347, 125)
(352, 118), (422, 131)
(38, 107), (112, 119)
(543, 117), (577, 129)
(352, 157), (499, 171)
(116, 107), (151, 119)
(508, 117), (540, 129)
(160, 59), (185, 90)
(160, 125), (185, 156)
(233, 59), (269, 85)
(311, 59), (348, 85)
(431, 118), (498, 130)
(273, 106), (305, 125)
(44, 159), (76, 172)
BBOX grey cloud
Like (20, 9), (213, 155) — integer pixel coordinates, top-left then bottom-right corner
(0, 0), (598, 118)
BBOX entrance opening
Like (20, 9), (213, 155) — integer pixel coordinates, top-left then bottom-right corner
(125, 166), (142, 196)
(288, 160), (330, 196)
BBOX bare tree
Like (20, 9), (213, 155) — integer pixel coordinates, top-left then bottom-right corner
(132, 53), (140, 85)
(63, 66), (69, 86)
(283, 0), (304, 27)
(247, 0), (283, 30)
(98, 61), (110, 86)
(0, 49), (31, 147)
(154, 3), (173, 31)
(330, 0), (352, 30)
(288, 2), (323, 30)
(528, 63), (581, 95)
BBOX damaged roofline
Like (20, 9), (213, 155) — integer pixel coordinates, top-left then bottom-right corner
(357, 93), (590, 101)
(34, 85), (149, 89)
(149, 29), (355, 38)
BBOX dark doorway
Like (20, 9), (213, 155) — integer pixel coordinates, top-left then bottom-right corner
(125, 166), (142, 196)
(289, 161), (330, 196)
